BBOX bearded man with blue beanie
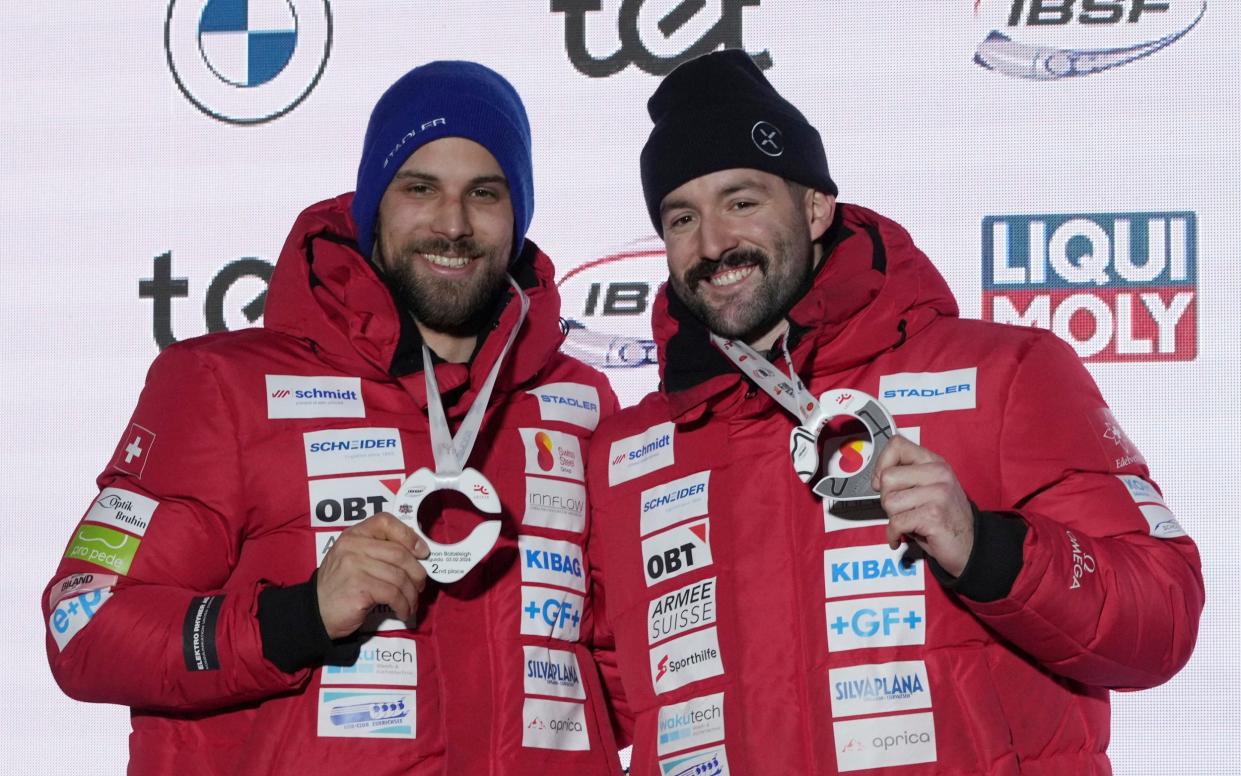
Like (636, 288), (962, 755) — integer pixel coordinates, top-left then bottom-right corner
(43, 59), (626, 775)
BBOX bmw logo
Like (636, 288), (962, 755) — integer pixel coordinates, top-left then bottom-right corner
(165, 0), (332, 125)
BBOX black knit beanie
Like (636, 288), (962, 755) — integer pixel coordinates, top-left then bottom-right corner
(640, 49), (837, 234)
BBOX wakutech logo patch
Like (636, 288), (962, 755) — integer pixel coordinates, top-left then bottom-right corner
(983, 212), (1196, 361)
(972, 0), (1205, 80)
(165, 0), (333, 124)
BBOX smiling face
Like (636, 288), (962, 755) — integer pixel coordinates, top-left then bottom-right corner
(374, 136), (514, 335)
(660, 168), (834, 347)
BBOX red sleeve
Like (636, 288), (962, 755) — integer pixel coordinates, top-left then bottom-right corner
(42, 344), (310, 711)
(588, 511), (635, 749)
(962, 334), (1204, 690)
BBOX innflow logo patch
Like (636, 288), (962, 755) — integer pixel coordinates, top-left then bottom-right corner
(826, 596), (927, 652)
(519, 535), (586, 592)
(834, 711), (936, 771)
(829, 660), (933, 719)
(318, 689), (415, 738)
(520, 429), (585, 481)
(983, 212), (1197, 361)
(523, 645), (585, 700)
(64, 525), (141, 574)
(657, 692), (725, 756)
(267, 375), (364, 418)
(649, 627), (724, 695)
(524, 477), (587, 533)
(48, 588), (112, 651)
(649, 577), (717, 644)
(522, 697), (590, 751)
(642, 520), (712, 586)
(303, 428), (403, 477)
(824, 545), (925, 599)
(529, 382), (601, 430)
(84, 488), (158, 537)
(609, 422), (675, 486)
(322, 636), (418, 686)
(878, 369), (977, 415)
(640, 470), (710, 536)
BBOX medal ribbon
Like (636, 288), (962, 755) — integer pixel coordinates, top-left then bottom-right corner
(710, 332), (818, 423)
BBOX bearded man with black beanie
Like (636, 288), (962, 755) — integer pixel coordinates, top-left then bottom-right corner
(43, 61), (625, 775)
(587, 49), (1202, 775)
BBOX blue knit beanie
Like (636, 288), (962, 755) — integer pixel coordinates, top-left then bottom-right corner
(352, 61), (534, 262)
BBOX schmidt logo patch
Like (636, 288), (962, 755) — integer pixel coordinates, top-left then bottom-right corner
(165, 0), (333, 125)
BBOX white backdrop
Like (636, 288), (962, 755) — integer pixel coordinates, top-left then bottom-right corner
(2, 1), (1237, 772)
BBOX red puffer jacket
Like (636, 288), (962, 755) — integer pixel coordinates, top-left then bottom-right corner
(588, 204), (1202, 775)
(43, 194), (623, 775)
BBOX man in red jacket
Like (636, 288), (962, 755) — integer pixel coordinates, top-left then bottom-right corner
(588, 49), (1203, 775)
(44, 61), (624, 775)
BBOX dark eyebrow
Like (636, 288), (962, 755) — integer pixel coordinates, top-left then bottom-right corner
(392, 170), (509, 190)
(659, 176), (774, 218)
(659, 195), (693, 218)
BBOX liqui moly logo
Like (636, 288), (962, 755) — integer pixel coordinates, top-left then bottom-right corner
(982, 212), (1196, 361)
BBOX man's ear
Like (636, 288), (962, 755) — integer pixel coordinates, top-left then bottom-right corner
(807, 191), (836, 242)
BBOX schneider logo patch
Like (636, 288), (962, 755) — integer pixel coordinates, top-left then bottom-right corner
(267, 375), (365, 419)
(609, 421), (675, 486)
(303, 428), (403, 477)
(529, 382), (601, 430)
(878, 369), (977, 415)
(640, 470), (710, 537)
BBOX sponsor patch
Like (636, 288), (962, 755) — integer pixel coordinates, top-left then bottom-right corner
(520, 586), (584, 642)
(657, 692), (725, 756)
(522, 697), (590, 751)
(308, 473), (403, 527)
(640, 471), (710, 537)
(47, 572), (118, 610)
(64, 524), (141, 574)
(303, 428), (404, 477)
(84, 488), (158, 537)
(112, 423), (156, 477)
(660, 746), (731, 776)
(878, 369), (977, 415)
(523, 476), (587, 533)
(642, 520), (712, 587)
(48, 587), (112, 651)
(1066, 530), (1097, 589)
(609, 422), (675, 486)
(183, 595), (223, 671)
(318, 689), (415, 738)
(828, 660), (932, 719)
(1117, 474), (1186, 538)
(834, 711), (937, 772)
(519, 535), (586, 593)
(267, 375), (365, 419)
(826, 595), (927, 652)
(322, 636), (418, 687)
(315, 531), (340, 567)
(519, 428), (585, 482)
(648, 577), (717, 645)
(649, 627), (724, 695)
(529, 382), (601, 430)
(824, 545), (924, 599)
(523, 645), (585, 700)
(1093, 409), (1147, 469)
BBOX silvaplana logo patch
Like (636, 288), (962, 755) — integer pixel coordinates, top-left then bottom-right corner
(972, 0), (1205, 80)
(983, 212), (1196, 361)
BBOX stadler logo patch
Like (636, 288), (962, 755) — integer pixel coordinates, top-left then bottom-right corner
(983, 212), (1197, 361)
(165, 0), (333, 125)
(528, 382), (601, 430)
(972, 0), (1205, 80)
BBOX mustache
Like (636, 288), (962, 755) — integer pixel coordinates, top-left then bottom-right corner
(683, 248), (769, 287)
(397, 237), (488, 261)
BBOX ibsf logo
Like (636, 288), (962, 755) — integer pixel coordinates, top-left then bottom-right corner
(558, 238), (666, 369)
(972, 0), (1206, 79)
(166, 0), (333, 124)
(982, 212), (1196, 361)
(553, 0), (769, 77)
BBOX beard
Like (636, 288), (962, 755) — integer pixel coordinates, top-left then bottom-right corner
(377, 236), (509, 336)
(670, 230), (813, 343)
